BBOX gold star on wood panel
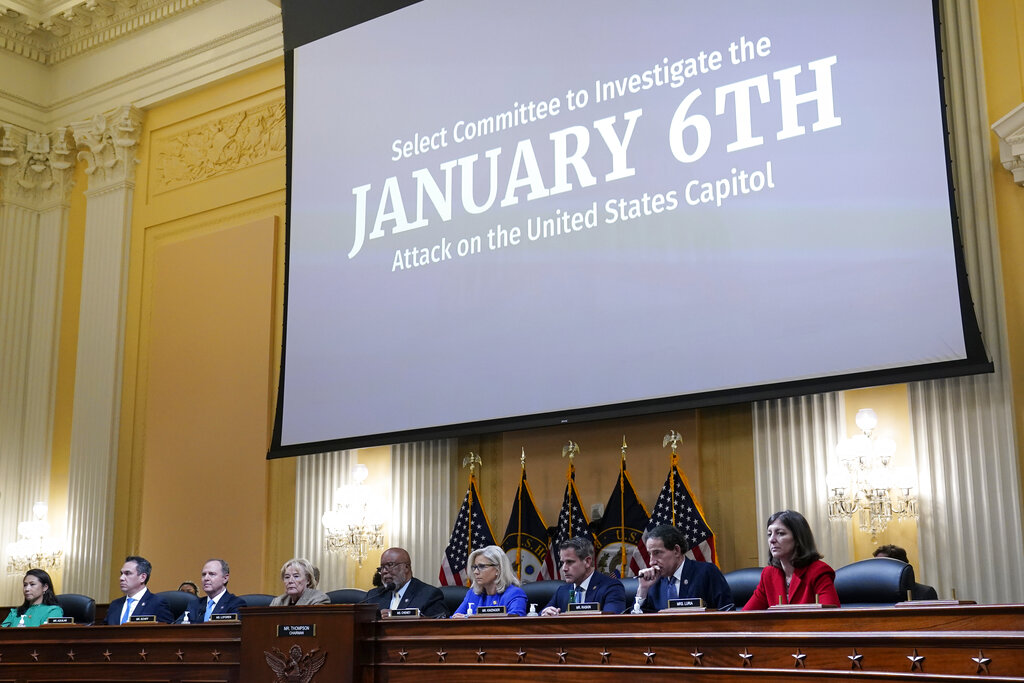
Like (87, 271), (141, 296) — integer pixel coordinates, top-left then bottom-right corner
(30, 650), (40, 662)
(66, 649), (76, 662)
(556, 647), (567, 664)
(398, 649), (408, 662)
(739, 647), (754, 667)
(102, 650), (112, 662)
(600, 648), (611, 664)
(907, 648), (925, 672)
(476, 647), (486, 663)
(211, 650), (221, 662)
(138, 649), (148, 661)
(643, 647), (656, 664)
(175, 649), (185, 662)
(690, 649), (704, 666)
(973, 650), (991, 675)
(516, 647), (527, 663)
(847, 649), (863, 670)
(436, 648), (447, 663)
(792, 648), (807, 668)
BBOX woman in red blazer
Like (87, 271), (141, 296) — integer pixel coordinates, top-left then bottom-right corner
(742, 509), (840, 610)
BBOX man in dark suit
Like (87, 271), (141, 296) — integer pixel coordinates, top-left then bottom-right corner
(105, 555), (174, 624)
(177, 559), (248, 623)
(542, 537), (626, 615)
(637, 525), (734, 611)
(361, 547), (447, 618)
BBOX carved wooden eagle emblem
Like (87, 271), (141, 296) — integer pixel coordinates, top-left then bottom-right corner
(264, 645), (327, 683)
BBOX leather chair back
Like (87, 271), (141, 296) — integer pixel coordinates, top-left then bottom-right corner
(156, 590), (195, 620)
(440, 584), (468, 615)
(327, 588), (367, 604)
(522, 579), (562, 610)
(834, 557), (915, 606)
(237, 593), (275, 607)
(724, 567), (764, 609)
(55, 593), (96, 625)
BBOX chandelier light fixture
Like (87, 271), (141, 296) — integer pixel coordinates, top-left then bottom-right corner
(827, 409), (919, 540)
(321, 464), (386, 566)
(6, 501), (63, 574)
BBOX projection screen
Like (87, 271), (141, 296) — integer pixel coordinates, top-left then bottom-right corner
(271, 0), (990, 457)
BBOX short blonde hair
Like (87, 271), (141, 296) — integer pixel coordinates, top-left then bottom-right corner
(468, 545), (520, 595)
(280, 558), (318, 589)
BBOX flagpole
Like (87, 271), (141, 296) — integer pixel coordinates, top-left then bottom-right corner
(517, 449), (525, 581)
(463, 452), (482, 585)
(619, 435), (627, 577)
(663, 429), (682, 527)
(561, 441), (579, 539)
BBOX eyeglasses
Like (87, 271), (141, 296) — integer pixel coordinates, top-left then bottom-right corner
(470, 563), (497, 572)
(378, 561), (409, 572)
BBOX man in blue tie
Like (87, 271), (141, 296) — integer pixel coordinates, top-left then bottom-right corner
(636, 525), (734, 611)
(177, 559), (248, 623)
(105, 556), (174, 624)
(541, 537), (626, 615)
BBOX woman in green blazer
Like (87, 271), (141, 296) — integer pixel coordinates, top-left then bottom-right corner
(2, 569), (63, 627)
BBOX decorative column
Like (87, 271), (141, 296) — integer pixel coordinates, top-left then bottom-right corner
(63, 106), (143, 598)
(0, 123), (75, 604)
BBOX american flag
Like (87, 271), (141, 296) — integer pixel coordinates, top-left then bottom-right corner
(631, 462), (718, 573)
(439, 474), (496, 586)
(552, 463), (598, 566)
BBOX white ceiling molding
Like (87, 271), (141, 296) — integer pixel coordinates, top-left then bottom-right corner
(0, 0), (218, 65)
(992, 102), (1024, 187)
(0, 0), (282, 131)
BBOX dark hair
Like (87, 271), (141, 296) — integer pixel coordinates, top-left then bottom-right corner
(873, 544), (909, 564)
(126, 555), (153, 583)
(17, 568), (59, 616)
(206, 558), (230, 575)
(372, 570), (383, 588)
(178, 581), (199, 594)
(558, 536), (596, 561)
(766, 510), (822, 569)
(647, 524), (686, 554)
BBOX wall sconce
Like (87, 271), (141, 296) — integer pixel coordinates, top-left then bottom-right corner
(6, 502), (63, 574)
(827, 409), (919, 540)
(321, 464), (386, 566)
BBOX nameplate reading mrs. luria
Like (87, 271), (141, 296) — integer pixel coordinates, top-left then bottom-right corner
(566, 602), (601, 613)
(277, 624), (316, 637)
(666, 597), (705, 610)
(128, 614), (157, 623)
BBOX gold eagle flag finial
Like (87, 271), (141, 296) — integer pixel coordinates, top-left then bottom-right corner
(462, 452), (482, 476)
(663, 429), (682, 454)
(561, 440), (579, 463)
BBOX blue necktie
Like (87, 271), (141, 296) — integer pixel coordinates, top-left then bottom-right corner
(667, 576), (678, 601)
(120, 597), (134, 624)
(204, 598), (215, 622)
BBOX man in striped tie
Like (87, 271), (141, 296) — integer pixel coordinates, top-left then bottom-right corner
(636, 525), (734, 612)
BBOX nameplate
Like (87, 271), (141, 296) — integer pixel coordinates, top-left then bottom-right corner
(566, 602), (601, 613)
(277, 624), (316, 637)
(894, 599), (975, 608)
(666, 597), (705, 610)
(386, 608), (421, 619)
(768, 602), (837, 610)
(128, 614), (157, 623)
(474, 605), (507, 616)
(210, 613), (238, 622)
(45, 616), (74, 625)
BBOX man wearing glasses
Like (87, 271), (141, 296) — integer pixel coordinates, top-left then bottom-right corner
(362, 547), (448, 618)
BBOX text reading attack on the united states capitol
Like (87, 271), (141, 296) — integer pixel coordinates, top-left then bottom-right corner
(346, 34), (841, 273)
